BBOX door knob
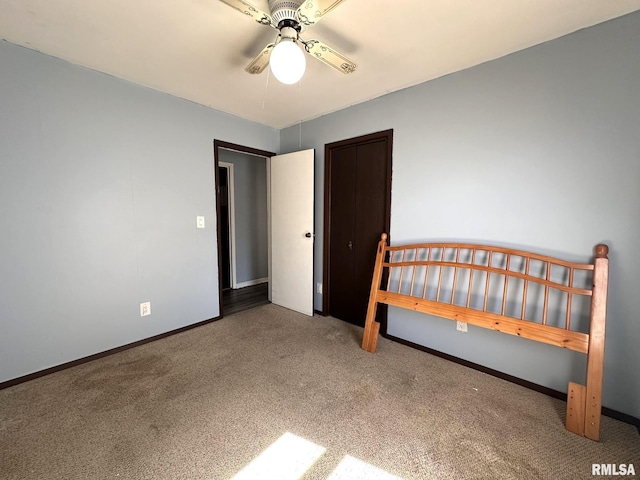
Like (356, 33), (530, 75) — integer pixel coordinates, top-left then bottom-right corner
(305, 232), (313, 238)
(347, 240), (353, 250)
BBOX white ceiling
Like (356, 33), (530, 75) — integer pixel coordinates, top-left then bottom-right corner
(1, 0), (639, 129)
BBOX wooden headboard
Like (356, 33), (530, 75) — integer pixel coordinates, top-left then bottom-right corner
(361, 233), (609, 441)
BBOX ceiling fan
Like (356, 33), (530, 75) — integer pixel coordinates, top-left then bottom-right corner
(219, 0), (356, 84)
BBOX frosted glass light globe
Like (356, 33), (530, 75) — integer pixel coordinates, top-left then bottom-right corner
(270, 39), (306, 85)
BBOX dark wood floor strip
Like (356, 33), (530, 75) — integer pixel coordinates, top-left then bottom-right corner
(223, 283), (269, 316)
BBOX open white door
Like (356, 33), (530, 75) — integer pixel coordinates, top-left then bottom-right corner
(270, 149), (314, 316)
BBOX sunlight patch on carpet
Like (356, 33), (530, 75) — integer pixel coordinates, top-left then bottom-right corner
(230, 432), (325, 480)
(230, 431), (403, 480)
(326, 455), (404, 480)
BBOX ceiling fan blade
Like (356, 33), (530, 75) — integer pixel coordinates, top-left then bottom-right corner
(303, 39), (356, 74)
(245, 43), (275, 74)
(296, 0), (346, 27)
(218, 0), (275, 27)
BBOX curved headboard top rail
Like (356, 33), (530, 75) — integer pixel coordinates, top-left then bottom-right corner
(361, 233), (609, 441)
(381, 243), (598, 301)
(384, 241), (599, 270)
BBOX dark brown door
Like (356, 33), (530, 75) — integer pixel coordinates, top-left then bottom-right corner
(324, 130), (392, 327)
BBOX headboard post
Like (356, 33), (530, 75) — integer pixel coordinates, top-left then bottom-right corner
(582, 244), (609, 440)
(362, 233), (387, 352)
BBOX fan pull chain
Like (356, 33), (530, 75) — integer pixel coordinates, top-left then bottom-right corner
(298, 77), (302, 149)
(261, 67), (271, 110)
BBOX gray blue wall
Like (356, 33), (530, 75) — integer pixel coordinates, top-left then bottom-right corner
(281, 12), (640, 418)
(0, 40), (278, 383)
(218, 149), (268, 285)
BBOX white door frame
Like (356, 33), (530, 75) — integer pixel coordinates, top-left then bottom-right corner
(266, 158), (272, 301)
(218, 162), (237, 289)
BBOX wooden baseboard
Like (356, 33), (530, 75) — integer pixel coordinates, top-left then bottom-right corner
(0, 315), (222, 390)
(385, 333), (640, 434)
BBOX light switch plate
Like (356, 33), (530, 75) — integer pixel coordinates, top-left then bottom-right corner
(196, 216), (205, 228)
(140, 302), (151, 317)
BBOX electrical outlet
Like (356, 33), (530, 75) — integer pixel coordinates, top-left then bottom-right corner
(196, 216), (205, 229)
(456, 321), (467, 333)
(317, 283), (323, 294)
(140, 302), (151, 317)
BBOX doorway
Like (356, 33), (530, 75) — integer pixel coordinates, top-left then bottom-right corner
(214, 140), (274, 317)
(322, 130), (393, 328)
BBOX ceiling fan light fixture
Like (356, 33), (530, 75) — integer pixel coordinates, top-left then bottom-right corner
(270, 38), (306, 85)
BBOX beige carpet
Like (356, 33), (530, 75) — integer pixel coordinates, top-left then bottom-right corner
(1, 303), (638, 479)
